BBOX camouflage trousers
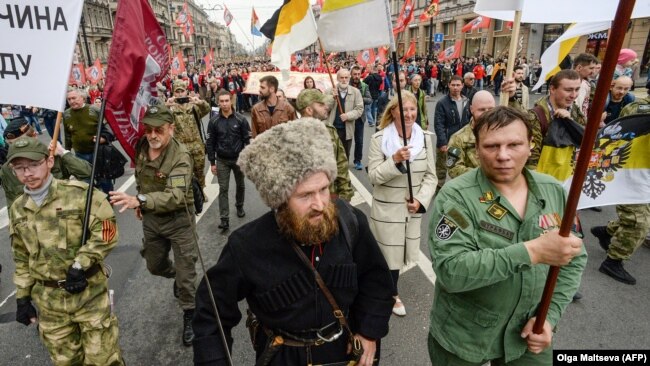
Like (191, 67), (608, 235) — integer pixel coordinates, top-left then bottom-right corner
(31, 271), (124, 366)
(606, 204), (650, 260)
(186, 143), (207, 188)
(142, 210), (198, 310)
(435, 150), (447, 190)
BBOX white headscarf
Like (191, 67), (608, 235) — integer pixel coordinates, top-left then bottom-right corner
(381, 122), (425, 163)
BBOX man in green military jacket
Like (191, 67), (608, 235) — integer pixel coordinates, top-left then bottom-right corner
(428, 107), (586, 365)
(1, 117), (91, 208)
(8, 137), (123, 365)
(446, 90), (496, 179)
(109, 105), (198, 347)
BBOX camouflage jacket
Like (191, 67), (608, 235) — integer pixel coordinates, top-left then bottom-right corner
(620, 96), (650, 117)
(1, 152), (92, 209)
(447, 122), (479, 179)
(135, 137), (194, 214)
(169, 100), (210, 146)
(326, 124), (354, 201)
(9, 179), (118, 299)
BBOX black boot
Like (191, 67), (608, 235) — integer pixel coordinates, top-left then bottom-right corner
(218, 218), (229, 231)
(236, 206), (246, 218)
(183, 309), (195, 346)
(599, 257), (636, 285)
(591, 226), (612, 251)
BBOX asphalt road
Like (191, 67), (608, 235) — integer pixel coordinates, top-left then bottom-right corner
(1, 90), (649, 365)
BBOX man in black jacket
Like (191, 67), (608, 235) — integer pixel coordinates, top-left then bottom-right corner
(205, 90), (251, 231)
(434, 75), (470, 190)
(363, 64), (383, 126)
(193, 119), (394, 366)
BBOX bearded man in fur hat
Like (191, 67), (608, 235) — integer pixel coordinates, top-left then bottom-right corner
(192, 118), (394, 366)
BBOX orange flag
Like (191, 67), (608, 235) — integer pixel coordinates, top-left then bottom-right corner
(401, 40), (416, 62)
(171, 51), (186, 75)
(357, 49), (376, 67)
(68, 63), (86, 86)
(378, 46), (388, 64)
(85, 59), (104, 85)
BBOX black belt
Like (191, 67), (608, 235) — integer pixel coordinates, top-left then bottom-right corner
(37, 263), (102, 288)
(263, 322), (344, 347)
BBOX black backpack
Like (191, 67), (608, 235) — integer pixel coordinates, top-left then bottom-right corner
(95, 143), (128, 180)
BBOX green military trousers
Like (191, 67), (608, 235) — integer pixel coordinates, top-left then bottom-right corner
(606, 204), (650, 260)
(436, 150), (447, 191)
(428, 333), (552, 366)
(186, 142), (207, 188)
(142, 210), (198, 310)
(31, 271), (124, 366)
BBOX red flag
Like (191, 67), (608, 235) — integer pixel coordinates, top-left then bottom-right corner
(461, 16), (491, 33)
(437, 40), (461, 61)
(419, 0), (440, 21)
(203, 48), (214, 71)
(171, 51), (186, 76)
(378, 46), (388, 64)
(327, 52), (338, 61)
(69, 63), (86, 86)
(401, 40), (416, 62)
(506, 21), (513, 30)
(85, 59), (104, 85)
(393, 0), (414, 35)
(104, 0), (170, 161)
(176, 2), (195, 40)
(224, 5), (233, 26)
(356, 49), (376, 67)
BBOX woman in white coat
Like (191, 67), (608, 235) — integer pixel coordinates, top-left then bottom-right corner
(368, 90), (437, 316)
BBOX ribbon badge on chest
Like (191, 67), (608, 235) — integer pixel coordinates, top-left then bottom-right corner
(479, 191), (494, 204)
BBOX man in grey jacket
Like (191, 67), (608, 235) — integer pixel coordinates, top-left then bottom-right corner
(327, 69), (364, 159)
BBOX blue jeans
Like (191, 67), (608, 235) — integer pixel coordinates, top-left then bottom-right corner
(76, 152), (114, 194)
(25, 115), (42, 133)
(364, 105), (373, 125)
(353, 118), (364, 164)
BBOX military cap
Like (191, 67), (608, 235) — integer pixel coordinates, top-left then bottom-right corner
(7, 136), (49, 163)
(296, 89), (332, 111)
(142, 105), (174, 127)
(3, 117), (31, 139)
(173, 80), (188, 92)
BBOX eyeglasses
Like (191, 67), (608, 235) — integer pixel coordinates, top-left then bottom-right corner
(11, 158), (46, 175)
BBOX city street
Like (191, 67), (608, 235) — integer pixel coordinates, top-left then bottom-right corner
(1, 92), (649, 365)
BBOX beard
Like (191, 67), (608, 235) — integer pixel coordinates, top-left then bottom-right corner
(338, 83), (349, 90)
(276, 202), (339, 245)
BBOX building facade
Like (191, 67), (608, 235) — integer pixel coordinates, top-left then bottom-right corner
(390, 0), (650, 69)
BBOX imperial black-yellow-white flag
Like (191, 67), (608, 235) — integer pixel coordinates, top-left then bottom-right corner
(537, 114), (650, 209)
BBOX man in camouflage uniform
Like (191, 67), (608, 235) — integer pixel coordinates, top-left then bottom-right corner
(109, 105), (198, 346)
(296, 89), (354, 201)
(505, 70), (586, 169)
(1, 117), (91, 208)
(8, 137), (123, 365)
(166, 80), (210, 191)
(446, 90), (495, 179)
(591, 94), (650, 285)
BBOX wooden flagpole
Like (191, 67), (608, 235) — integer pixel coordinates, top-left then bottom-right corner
(532, 0), (636, 334)
(318, 38), (345, 115)
(499, 10), (522, 106)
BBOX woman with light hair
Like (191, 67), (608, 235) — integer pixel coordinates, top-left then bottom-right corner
(367, 90), (437, 316)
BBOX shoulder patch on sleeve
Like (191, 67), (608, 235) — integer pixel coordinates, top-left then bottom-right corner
(435, 215), (459, 241)
(169, 175), (187, 188)
(446, 208), (469, 229)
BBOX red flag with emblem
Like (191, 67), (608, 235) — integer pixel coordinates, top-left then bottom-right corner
(393, 0), (414, 35)
(203, 48), (214, 71)
(85, 59), (104, 85)
(103, 0), (170, 161)
(419, 0), (440, 21)
(437, 40), (461, 61)
(175, 2), (195, 40)
(171, 51), (186, 76)
(378, 46), (388, 64)
(68, 62), (86, 86)
(461, 16), (491, 33)
(356, 49), (376, 67)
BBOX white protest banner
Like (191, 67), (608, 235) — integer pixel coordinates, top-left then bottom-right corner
(0, 0), (84, 111)
(244, 71), (338, 99)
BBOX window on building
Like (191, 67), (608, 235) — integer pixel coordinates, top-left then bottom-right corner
(494, 19), (503, 32)
(443, 22), (455, 36)
(542, 24), (566, 54)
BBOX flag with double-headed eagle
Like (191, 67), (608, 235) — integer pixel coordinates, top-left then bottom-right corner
(537, 113), (650, 209)
(420, 0), (440, 21)
(175, 2), (195, 39)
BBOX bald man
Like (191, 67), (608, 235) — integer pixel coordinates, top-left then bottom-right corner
(604, 76), (635, 124)
(446, 91), (496, 178)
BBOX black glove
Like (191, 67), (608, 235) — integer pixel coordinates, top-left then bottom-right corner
(16, 297), (37, 326)
(64, 266), (88, 294)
